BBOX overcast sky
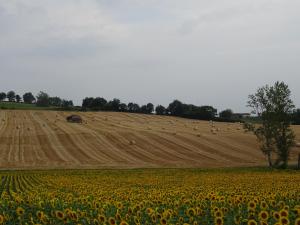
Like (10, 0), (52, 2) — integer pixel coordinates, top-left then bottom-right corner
(0, 0), (299, 112)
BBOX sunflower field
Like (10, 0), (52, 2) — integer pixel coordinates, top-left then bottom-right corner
(0, 169), (299, 225)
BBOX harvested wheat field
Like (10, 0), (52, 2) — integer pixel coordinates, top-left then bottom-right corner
(0, 110), (299, 169)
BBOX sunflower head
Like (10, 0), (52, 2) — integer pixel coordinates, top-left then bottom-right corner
(55, 211), (64, 220)
(16, 207), (25, 216)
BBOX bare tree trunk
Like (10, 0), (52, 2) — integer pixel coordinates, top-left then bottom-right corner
(298, 154), (300, 170)
(267, 152), (273, 168)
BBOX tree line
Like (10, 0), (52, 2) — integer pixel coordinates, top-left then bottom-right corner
(0, 91), (73, 109)
(1, 90), (300, 124)
(82, 97), (218, 120)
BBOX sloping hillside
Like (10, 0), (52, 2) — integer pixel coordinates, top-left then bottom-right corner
(0, 110), (299, 169)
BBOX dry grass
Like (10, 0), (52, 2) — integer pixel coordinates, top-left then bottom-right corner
(0, 110), (299, 169)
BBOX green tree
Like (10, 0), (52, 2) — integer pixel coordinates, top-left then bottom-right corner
(146, 103), (154, 114)
(82, 97), (94, 109)
(128, 102), (140, 113)
(49, 97), (62, 107)
(7, 91), (16, 102)
(16, 95), (21, 103)
(292, 109), (300, 125)
(0, 92), (6, 102)
(107, 98), (121, 111)
(23, 92), (36, 104)
(61, 100), (73, 109)
(36, 91), (50, 107)
(167, 100), (183, 116)
(219, 109), (233, 119)
(244, 81), (295, 169)
(155, 105), (167, 115)
(91, 97), (107, 110)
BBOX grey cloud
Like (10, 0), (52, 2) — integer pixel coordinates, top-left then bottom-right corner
(0, 0), (300, 111)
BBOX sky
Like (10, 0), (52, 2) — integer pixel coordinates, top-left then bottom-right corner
(0, 0), (299, 112)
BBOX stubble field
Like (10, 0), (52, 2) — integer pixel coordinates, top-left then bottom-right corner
(0, 110), (299, 169)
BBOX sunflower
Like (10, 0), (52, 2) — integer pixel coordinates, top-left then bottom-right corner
(260, 201), (268, 209)
(98, 214), (106, 223)
(295, 218), (300, 225)
(248, 201), (256, 210)
(280, 217), (289, 225)
(214, 210), (223, 218)
(146, 208), (154, 215)
(247, 219), (258, 225)
(259, 221), (268, 225)
(109, 217), (116, 225)
(16, 207), (25, 216)
(36, 211), (44, 220)
(55, 211), (64, 220)
(117, 202), (123, 209)
(119, 221), (129, 225)
(280, 209), (289, 218)
(187, 208), (196, 217)
(293, 208), (300, 217)
(273, 212), (280, 220)
(179, 217), (184, 223)
(258, 211), (269, 221)
(160, 218), (167, 225)
(234, 215), (241, 225)
(0, 215), (4, 224)
(151, 214), (156, 223)
(214, 217), (223, 225)
(115, 213), (121, 221)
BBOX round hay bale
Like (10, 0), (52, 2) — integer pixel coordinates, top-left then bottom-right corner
(193, 127), (198, 131)
(147, 127), (152, 130)
(27, 127), (31, 131)
(196, 133), (202, 137)
(129, 140), (136, 145)
(296, 142), (300, 148)
(216, 128), (220, 132)
(173, 132), (177, 135)
(16, 126), (20, 130)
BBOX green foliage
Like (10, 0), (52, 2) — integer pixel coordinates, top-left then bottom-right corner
(0, 92), (6, 101)
(167, 100), (217, 120)
(292, 109), (300, 125)
(244, 81), (296, 169)
(36, 91), (50, 107)
(140, 103), (154, 114)
(127, 102), (140, 113)
(23, 92), (36, 104)
(155, 105), (167, 115)
(0, 102), (51, 110)
(49, 96), (62, 107)
(167, 100), (184, 116)
(16, 94), (21, 103)
(6, 90), (16, 102)
(219, 109), (234, 119)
